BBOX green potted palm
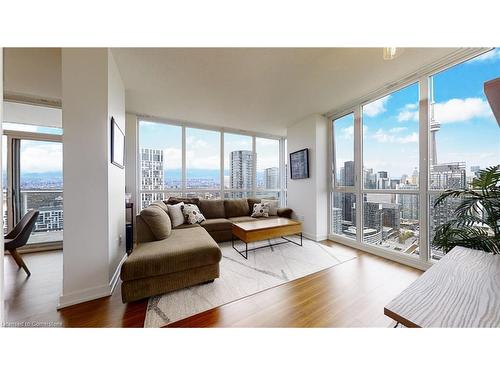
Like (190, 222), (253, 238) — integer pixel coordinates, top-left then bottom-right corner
(432, 165), (500, 254)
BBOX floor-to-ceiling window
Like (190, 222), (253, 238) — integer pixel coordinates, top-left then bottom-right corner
(329, 48), (500, 266)
(2, 121), (63, 246)
(138, 121), (182, 209)
(361, 83), (420, 256)
(138, 119), (285, 207)
(255, 137), (280, 200)
(185, 127), (221, 199)
(223, 132), (254, 198)
(331, 113), (357, 240)
(428, 48), (500, 260)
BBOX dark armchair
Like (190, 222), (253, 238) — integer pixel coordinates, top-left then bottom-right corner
(4, 210), (40, 276)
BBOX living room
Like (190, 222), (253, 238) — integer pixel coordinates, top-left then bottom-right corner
(1, 1), (499, 374)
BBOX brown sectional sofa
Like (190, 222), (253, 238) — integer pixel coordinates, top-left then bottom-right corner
(120, 198), (293, 302)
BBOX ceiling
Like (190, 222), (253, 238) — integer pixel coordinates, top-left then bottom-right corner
(4, 48), (460, 136)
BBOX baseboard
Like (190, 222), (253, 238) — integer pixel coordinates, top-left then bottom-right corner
(109, 253), (128, 295)
(58, 284), (111, 310)
(302, 232), (328, 242)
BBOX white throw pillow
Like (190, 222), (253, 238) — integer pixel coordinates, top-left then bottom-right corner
(166, 202), (185, 227)
(182, 204), (206, 224)
(251, 202), (270, 218)
(261, 199), (278, 216)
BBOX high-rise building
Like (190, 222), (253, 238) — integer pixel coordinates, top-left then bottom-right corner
(390, 179), (400, 189)
(397, 184), (419, 220)
(331, 207), (342, 235)
(343, 161), (355, 186)
(430, 162), (466, 190)
(364, 168), (376, 189)
(429, 162), (466, 260)
(141, 148), (165, 208)
(230, 150), (254, 190)
(376, 171), (390, 189)
(410, 167), (419, 185)
(264, 167), (279, 189)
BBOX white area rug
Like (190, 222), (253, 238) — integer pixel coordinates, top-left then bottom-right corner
(144, 237), (356, 328)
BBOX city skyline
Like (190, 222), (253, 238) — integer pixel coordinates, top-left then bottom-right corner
(334, 48), (500, 181)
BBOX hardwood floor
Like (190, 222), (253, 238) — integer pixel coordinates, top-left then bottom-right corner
(4, 250), (147, 327)
(3, 241), (422, 328)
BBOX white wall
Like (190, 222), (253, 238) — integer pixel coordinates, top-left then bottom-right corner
(0, 48), (4, 324)
(107, 51), (126, 283)
(3, 101), (62, 128)
(60, 48), (126, 308)
(287, 114), (328, 241)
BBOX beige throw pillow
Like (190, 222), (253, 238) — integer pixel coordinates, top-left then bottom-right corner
(140, 206), (172, 240)
(261, 199), (278, 216)
(166, 202), (185, 227)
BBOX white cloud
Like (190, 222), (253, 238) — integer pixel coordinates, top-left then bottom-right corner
(339, 125), (368, 140)
(389, 127), (408, 133)
(466, 49), (500, 63)
(364, 96), (390, 117)
(341, 126), (354, 139)
(20, 143), (62, 173)
(163, 147), (182, 169)
(434, 97), (492, 124)
(372, 129), (418, 144)
(186, 136), (208, 149)
(397, 103), (419, 122)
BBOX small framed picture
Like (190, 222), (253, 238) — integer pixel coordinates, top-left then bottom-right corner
(290, 148), (309, 179)
(111, 117), (125, 169)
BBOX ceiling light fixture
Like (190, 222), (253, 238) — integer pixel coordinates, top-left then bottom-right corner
(383, 47), (398, 60)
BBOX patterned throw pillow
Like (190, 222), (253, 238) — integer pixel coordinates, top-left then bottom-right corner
(182, 204), (206, 224)
(251, 202), (270, 218)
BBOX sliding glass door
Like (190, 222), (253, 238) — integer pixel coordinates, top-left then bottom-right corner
(4, 131), (63, 246)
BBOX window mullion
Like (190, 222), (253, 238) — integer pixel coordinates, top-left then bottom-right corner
(354, 106), (363, 243)
(419, 77), (430, 263)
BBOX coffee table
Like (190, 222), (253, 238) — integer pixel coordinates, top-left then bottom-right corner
(231, 218), (302, 259)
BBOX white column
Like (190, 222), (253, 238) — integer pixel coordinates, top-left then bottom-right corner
(60, 48), (126, 308)
(0, 47), (4, 325)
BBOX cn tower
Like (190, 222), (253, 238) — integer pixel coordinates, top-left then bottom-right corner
(429, 77), (440, 166)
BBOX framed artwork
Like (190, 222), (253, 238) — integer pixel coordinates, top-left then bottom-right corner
(111, 117), (125, 169)
(289, 148), (309, 179)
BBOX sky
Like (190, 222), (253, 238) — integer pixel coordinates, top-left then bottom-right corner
(139, 122), (280, 178)
(334, 47), (500, 180)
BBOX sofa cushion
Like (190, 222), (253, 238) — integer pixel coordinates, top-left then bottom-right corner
(165, 197), (200, 206)
(120, 227), (221, 282)
(175, 223), (201, 229)
(277, 207), (293, 218)
(228, 216), (256, 223)
(139, 206), (172, 240)
(224, 199), (249, 218)
(200, 218), (233, 232)
(150, 200), (169, 214)
(247, 198), (261, 215)
(198, 199), (225, 219)
(166, 202), (185, 228)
